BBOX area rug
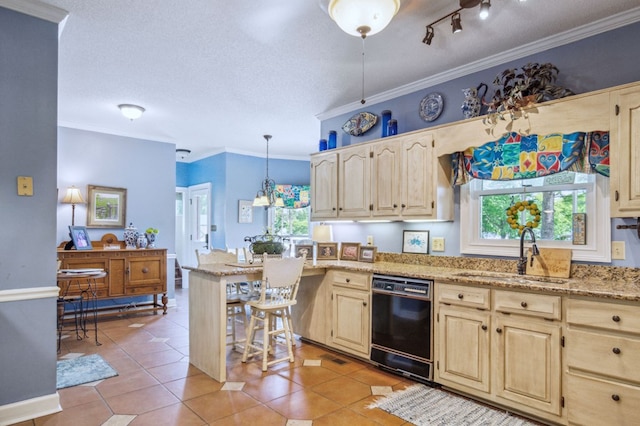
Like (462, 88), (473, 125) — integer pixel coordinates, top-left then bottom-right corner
(369, 384), (538, 426)
(56, 354), (118, 389)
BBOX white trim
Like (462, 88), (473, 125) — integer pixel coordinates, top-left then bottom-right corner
(316, 6), (640, 120)
(0, 393), (61, 426)
(0, 0), (68, 23)
(460, 174), (611, 263)
(0, 286), (59, 303)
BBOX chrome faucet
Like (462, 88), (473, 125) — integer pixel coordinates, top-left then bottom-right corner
(517, 227), (540, 275)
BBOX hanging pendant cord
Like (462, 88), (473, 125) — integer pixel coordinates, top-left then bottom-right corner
(361, 34), (366, 105)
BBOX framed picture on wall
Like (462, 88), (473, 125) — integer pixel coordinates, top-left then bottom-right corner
(402, 230), (430, 254)
(69, 226), (92, 250)
(238, 200), (253, 223)
(87, 185), (127, 228)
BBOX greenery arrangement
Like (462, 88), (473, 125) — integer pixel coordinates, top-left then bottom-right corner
(483, 62), (574, 135)
(245, 230), (289, 255)
(145, 227), (159, 235)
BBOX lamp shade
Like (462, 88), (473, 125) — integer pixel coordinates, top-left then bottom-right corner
(62, 186), (85, 204)
(328, 0), (400, 37)
(312, 224), (333, 242)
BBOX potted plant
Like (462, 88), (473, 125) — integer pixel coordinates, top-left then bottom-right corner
(483, 62), (574, 134)
(145, 227), (159, 248)
(244, 231), (289, 255)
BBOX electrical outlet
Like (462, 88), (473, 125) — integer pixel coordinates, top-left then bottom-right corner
(612, 241), (625, 260)
(432, 237), (445, 252)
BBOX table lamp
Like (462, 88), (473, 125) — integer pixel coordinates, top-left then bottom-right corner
(61, 186), (85, 226)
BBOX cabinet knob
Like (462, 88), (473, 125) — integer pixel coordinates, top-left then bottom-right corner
(393, 204), (398, 208)
(363, 301), (367, 306)
(496, 328), (503, 333)
(481, 325), (487, 331)
(339, 207), (343, 211)
(345, 278), (351, 283)
(142, 267), (149, 274)
(612, 347), (621, 355)
(457, 293), (464, 299)
(612, 394), (620, 402)
(612, 315), (621, 322)
(615, 190), (619, 202)
(521, 301), (528, 308)
(401, 204), (406, 208)
(332, 207), (336, 211)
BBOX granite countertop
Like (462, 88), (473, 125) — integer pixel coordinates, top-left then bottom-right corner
(184, 253), (640, 302)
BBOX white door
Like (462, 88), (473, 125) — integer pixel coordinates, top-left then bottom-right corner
(183, 183), (212, 273)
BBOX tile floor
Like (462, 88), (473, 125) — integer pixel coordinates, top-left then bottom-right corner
(14, 288), (416, 426)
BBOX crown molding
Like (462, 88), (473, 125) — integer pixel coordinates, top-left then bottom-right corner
(0, 0), (69, 37)
(316, 6), (640, 120)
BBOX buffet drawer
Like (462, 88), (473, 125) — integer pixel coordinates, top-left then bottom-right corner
(494, 290), (560, 320)
(567, 373), (640, 426)
(567, 298), (640, 335)
(438, 284), (490, 310)
(126, 285), (164, 295)
(566, 328), (640, 383)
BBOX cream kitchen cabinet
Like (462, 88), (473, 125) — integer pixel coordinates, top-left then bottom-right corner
(565, 298), (640, 425)
(435, 282), (565, 425)
(328, 270), (371, 358)
(338, 145), (371, 218)
(310, 151), (338, 219)
(610, 85), (640, 217)
(436, 284), (491, 393)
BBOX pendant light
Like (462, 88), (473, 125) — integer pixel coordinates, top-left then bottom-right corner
(253, 135), (285, 207)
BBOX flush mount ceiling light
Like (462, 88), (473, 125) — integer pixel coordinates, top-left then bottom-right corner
(176, 148), (191, 160)
(327, 0), (400, 38)
(253, 135), (284, 207)
(422, 0), (492, 46)
(118, 104), (145, 120)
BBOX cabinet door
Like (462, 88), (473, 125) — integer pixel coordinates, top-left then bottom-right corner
(338, 146), (371, 218)
(401, 134), (434, 217)
(58, 256), (110, 298)
(371, 141), (401, 217)
(310, 152), (338, 219)
(611, 86), (640, 217)
(126, 255), (166, 295)
(493, 315), (562, 416)
(437, 305), (490, 393)
(331, 287), (370, 356)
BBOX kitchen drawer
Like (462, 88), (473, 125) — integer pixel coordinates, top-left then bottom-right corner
(330, 270), (370, 290)
(494, 290), (560, 320)
(566, 328), (640, 383)
(567, 298), (640, 335)
(567, 373), (640, 426)
(438, 284), (490, 310)
(126, 285), (164, 295)
(128, 257), (163, 285)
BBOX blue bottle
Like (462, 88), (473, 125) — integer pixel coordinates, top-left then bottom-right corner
(381, 110), (392, 137)
(319, 139), (328, 151)
(328, 131), (337, 149)
(387, 119), (398, 136)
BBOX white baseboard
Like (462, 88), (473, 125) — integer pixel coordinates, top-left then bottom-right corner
(0, 392), (61, 426)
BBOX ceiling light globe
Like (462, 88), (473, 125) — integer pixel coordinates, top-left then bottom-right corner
(328, 0), (400, 37)
(118, 104), (145, 120)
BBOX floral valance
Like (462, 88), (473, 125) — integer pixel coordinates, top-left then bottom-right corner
(452, 131), (609, 185)
(275, 184), (310, 209)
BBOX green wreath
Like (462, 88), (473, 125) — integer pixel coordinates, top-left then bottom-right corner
(506, 200), (541, 234)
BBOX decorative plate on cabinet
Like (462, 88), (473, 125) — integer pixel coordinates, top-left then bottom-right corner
(341, 112), (378, 136)
(419, 92), (444, 122)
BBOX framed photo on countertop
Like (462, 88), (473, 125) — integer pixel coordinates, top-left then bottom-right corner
(87, 185), (127, 228)
(294, 244), (313, 259)
(402, 230), (429, 254)
(359, 246), (377, 263)
(340, 242), (361, 261)
(69, 225), (92, 250)
(317, 242), (338, 260)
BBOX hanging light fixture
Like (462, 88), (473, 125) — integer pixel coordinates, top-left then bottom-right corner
(422, 0), (494, 46)
(327, 0), (400, 38)
(118, 104), (145, 120)
(253, 135), (285, 207)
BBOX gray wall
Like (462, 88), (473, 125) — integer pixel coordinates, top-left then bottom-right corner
(0, 7), (59, 405)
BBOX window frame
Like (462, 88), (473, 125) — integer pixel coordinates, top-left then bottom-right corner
(267, 205), (311, 244)
(460, 173), (611, 262)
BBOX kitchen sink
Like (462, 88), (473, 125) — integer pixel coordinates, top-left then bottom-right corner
(453, 271), (569, 286)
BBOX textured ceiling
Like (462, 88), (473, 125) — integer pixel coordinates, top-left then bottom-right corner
(24, 0), (640, 160)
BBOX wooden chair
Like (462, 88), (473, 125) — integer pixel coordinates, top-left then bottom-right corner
(241, 253), (306, 371)
(195, 249), (247, 350)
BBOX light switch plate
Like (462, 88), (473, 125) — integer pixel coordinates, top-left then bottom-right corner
(432, 237), (445, 252)
(17, 176), (33, 196)
(612, 241), (625, 260)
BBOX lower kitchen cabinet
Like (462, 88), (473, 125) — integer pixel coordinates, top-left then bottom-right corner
(435, 282), (565, 425)
(566, 298), (640, 425)
(329, 270), (371, 358)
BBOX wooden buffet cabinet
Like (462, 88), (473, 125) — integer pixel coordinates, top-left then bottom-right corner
(57, 247), (168, 315)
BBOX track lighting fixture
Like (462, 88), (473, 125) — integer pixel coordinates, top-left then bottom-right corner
(422, 0), (493, 46)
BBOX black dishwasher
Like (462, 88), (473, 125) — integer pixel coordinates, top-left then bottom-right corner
(370, 274), (433, 383)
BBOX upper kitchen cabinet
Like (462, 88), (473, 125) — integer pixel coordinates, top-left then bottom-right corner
(310, 130), (453, 221)
(610, 85), (640, 217)
(310, 151), (338, 219)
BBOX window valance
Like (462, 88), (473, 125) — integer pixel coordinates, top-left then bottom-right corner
(452, 131), (609, 185)
(275, 184), (310, 209)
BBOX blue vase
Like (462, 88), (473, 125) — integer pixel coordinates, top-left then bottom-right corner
(319, 139), (327, 151)
(381, 110), (392, 137)
(328, 131), (337, 149)
(387, 119), (398, 136)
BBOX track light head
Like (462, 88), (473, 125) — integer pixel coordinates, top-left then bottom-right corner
(451, 12), (462, 33)
(479, 0), (491, 20)
(422, 25), (435, 45)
